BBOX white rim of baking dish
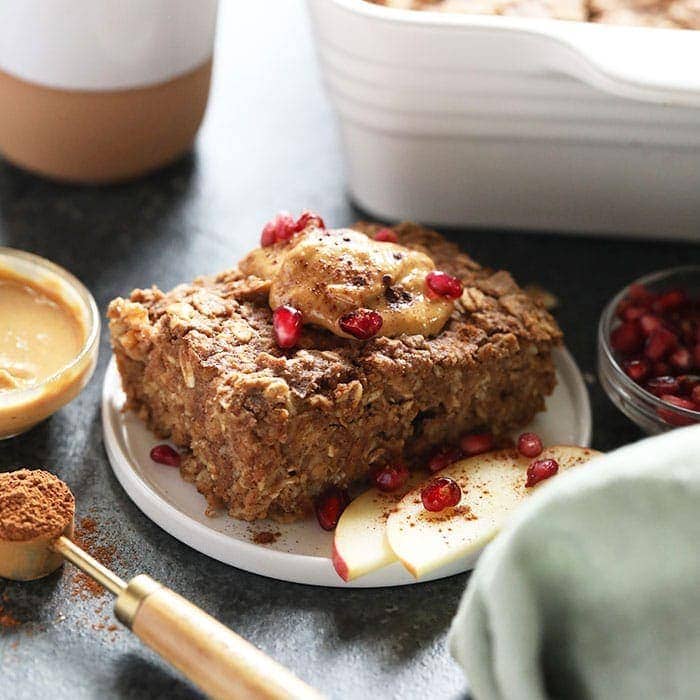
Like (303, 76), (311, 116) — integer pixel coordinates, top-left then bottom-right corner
(102, 347), (591, 587)
(311, 0), (700, 106)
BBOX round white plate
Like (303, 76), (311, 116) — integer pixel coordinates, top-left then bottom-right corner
(102, 348), (591, 587)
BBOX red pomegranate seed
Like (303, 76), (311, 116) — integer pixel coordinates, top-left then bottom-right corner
(620, 305), (646, 322)
(639, 314), (664, 336)
(644, 327), (677, 361)
(421, 477), (462, 512)
(646, 375), (681, 397)
(615, 298), (633, 320)
(295, 210), (325, 232)
(525, 458), (559, 487)
(460, 432), (494, 456)
(670, 346), (692, 372)
(680, 319), (696, 346)
(653, 289), (687, 313)
(628, 283), (655, 306)
(426, 271), (463, 301)
(692, 385), (700, 405)
(622, 358), (650, 383)
(373, 462), (410, 492)
(652, 361), (671, 377)
(150, 444), (180, 467)
(273, 305), (303, 348)
(374, 227), (398, 243)
(610, 322), (643, 355)
(517, 432), (543, 458)
(662, 394), (697, 411)
(260, 212), (297, 246)
(315, 487), (350, 531)
(679, 375), (700, 394)
(657, 395), (699, 427)
(339, 308), (383, 340)
(427, 446), (463, 473)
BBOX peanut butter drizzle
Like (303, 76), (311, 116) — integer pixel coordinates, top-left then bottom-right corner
(240, 228), (455, 338)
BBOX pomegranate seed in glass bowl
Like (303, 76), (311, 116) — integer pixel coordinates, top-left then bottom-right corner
(598, 266), (700, 434)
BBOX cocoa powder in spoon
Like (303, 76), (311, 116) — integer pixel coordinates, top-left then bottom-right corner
(0, 469), (74, 542)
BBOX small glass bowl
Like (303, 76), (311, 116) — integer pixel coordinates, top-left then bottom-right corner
(0, 248), (100, 439)
(598, 266), (700, 435)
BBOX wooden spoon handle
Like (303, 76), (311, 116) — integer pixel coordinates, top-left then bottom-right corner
(115, 575), (322, 700)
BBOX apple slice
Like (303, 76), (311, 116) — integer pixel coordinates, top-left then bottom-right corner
(386, 446), (601, 579)
(333, 474), (423, 582)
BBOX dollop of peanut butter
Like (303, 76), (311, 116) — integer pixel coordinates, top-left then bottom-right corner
(240, 228), (455, 338)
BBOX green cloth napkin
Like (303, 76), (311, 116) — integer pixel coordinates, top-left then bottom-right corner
(449, 425), (700, 700)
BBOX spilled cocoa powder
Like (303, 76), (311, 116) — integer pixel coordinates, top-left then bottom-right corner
(70, 516), (117, 600)
(0, 469), (74, 541)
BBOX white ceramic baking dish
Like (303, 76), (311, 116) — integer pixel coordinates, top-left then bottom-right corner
(307, 0), (700, 239)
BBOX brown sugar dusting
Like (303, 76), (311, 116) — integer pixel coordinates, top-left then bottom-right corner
(0, 469), (74, 542)
(70, 516), (117, 599)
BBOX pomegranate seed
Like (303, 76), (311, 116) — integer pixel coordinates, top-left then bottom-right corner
(260, 212), (297, 246)
(426, 271), (463, 301)
(679, 375), (700, 394)
(622, 358), (650, 383)
(273, 305), (303, 348)
(427, 446), (463, 473)
(517, 432), (543, 458)
(260, 224), (277, 247)
(373, 462), (410, 492)
(652, 361), (671, 377)
(610, 322), (643, 355)
(680, 319), (697, 346)
(657, 394), (699, 426)
(295, 210), (325, 232)
(150, 444), (180, 467)
(339, 308), (383, 340)
(644, 327), (677, 361)
(653, 289), (687, 313)
(525, 458), (559, 487)
(620, 305), (646, 322)
(661, 394), (697, 411)
(692, 385), (700, 405)
(670, 346), (692, 372)
(628, 283), (655, 306)
(421, 477), (462, 512)
(639, 314), (664, 336)
(460, 432), (494, 456)
(315, 487), (350, 531)
(646, 375), (681, 397)
(374, 227), (398, 243)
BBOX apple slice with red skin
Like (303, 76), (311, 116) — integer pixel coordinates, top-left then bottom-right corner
(386, 445), (601, 579)
(332, 473), (423, 582)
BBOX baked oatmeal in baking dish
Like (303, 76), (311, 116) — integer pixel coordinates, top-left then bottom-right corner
(108, 216), (561, 522)
(368, 0), (700, 28)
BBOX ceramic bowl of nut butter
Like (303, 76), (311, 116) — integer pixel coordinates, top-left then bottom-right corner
(0, 248), (99, 438)
(0, 1), (218, 183)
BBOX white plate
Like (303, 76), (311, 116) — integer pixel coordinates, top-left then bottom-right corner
(102, 348), (591, 587)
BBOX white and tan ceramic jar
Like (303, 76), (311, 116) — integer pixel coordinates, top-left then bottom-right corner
(0, 0), (218, 183)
